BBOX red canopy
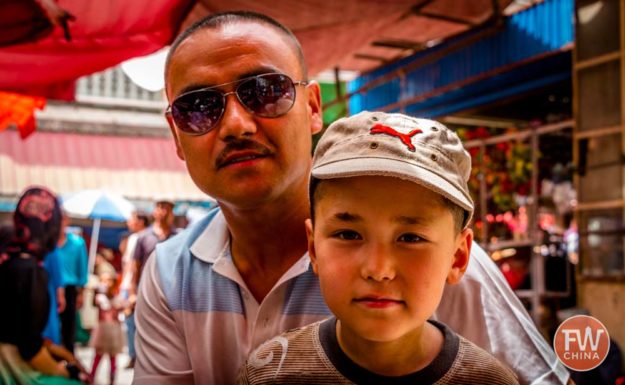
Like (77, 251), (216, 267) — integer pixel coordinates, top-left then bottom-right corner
(0, 0), (192, 100)
(0, 0), (512, 100)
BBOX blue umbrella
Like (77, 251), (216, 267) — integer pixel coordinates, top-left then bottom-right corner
(62, 190), (135, 272)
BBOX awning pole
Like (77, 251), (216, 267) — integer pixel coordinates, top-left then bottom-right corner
(88, 218), (101, 274)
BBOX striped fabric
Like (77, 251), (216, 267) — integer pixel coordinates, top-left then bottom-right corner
(133, 210), (332, 385)
(238, 319), (519, 385)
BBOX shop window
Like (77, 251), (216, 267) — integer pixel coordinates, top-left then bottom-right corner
(576, 0), (620, 61)
(578, 60), (622, 131)
(578, 208), (625, 277)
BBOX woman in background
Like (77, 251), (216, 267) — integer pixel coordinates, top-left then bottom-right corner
(0, 187), (89, 385)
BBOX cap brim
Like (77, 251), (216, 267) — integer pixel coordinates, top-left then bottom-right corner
(312, 157), (474, 219)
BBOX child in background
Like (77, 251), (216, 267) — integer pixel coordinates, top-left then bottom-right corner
(238, 112), (518, 384)
(89, 272), (124, 385)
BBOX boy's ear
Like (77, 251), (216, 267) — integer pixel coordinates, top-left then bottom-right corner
(446, 228), (473, 284)
(305, 219), (319, 275)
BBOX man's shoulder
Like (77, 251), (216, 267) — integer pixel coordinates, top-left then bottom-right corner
(155, 207), (222, 258)
(149, 208), (239, 313)
(136, 226), (158, 241)
(66, 232), (85, 245)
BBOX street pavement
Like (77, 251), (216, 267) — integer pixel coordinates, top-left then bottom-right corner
(75, 345), (133, 385)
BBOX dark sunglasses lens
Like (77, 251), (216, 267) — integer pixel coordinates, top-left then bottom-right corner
(238, 74), (296, 117)
(172, 90), (224, 134)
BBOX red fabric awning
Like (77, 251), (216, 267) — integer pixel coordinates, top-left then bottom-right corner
(0, 0), (192, 100)
(0, 91), (46, 138)
(0, 0), (512, 101)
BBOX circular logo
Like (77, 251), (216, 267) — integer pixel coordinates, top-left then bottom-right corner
(553, 315), (610, 371)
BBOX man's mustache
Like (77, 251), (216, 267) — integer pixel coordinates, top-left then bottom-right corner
(216, 139), (273, 168)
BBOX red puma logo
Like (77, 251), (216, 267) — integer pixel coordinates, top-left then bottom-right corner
(370, 123), (422, 152)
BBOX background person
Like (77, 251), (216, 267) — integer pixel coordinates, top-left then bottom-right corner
(42, 246), (66, 346)
(132, 201), (178, 290)
(118, 211), (148, 370)
(56, 213), (89, 354)
(89, 273), (125, 385)
(0, 187), (89, 384)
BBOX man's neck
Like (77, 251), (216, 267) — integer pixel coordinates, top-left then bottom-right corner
(220, 192), (311, 303)
(152, 221), (172, 240)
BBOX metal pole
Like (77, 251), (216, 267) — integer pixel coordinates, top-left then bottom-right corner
(88, 217), (101, 274)
(529, 130), (543, 325)
(479, 143), (489, 246)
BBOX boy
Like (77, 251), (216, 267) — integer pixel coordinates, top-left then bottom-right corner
(237, 112), (519, 384)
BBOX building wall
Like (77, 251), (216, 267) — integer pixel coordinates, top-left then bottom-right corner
(578, 280), (625, 366)
(573, 0), (625, 371)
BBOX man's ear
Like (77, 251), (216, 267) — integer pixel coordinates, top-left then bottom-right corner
(305, 81), (323, 136)
(305, 218), (319, 275)
(166, 112), (186, 161)
(447, 228), (473, 284)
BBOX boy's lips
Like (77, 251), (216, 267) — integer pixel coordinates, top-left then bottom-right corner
(353, 296), (405, 309)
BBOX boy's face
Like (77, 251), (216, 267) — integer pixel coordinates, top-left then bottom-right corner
(306, 175), (472, 344)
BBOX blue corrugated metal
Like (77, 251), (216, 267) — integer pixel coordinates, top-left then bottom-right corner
(348, 0), (574, 116)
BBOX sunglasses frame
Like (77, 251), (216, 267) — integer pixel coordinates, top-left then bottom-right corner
(166, 73), (308, 136)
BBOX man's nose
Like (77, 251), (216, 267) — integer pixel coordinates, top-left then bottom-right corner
(217, 93), (257, 140)
(360, 243), (396, 282)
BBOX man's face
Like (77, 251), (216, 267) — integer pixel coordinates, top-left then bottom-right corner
(306, 176), (472, 345)
(166, 22), (322, 208)
(126, 214), (141, 233)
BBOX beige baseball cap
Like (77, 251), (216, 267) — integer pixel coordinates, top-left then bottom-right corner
(312, 111), (474, 226)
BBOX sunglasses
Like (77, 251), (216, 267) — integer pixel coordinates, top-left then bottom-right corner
(166, 73), (308, 135)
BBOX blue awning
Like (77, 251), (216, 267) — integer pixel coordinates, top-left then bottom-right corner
(348, 0), (574, 117)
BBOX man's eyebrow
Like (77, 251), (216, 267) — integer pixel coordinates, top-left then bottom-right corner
(176, 66), (284, 96)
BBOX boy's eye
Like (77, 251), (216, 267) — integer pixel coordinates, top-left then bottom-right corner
(332, 230), (362, 240)
(397, 233), (423, 243)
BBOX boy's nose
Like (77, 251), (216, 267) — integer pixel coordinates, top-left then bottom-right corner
(360, 244), (396, 282)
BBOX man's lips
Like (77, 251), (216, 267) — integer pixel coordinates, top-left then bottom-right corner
(216, 138), (274, 168)
(217, 150), (270, 168)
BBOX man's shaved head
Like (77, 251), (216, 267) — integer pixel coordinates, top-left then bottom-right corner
(165, 11), (307, 86)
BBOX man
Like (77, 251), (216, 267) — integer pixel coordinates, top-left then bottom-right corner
(56, 213), (88, 354)
(133, 201), (179, 289)
(134, 11), (569, 385)
(119, 210), (149, 369)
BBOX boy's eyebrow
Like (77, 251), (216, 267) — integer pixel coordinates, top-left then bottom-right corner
(332, 212), (361, 222)
(330, 213), (430, 224)
(393, 215), (433, 225)
(394, 215), (425, 225)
